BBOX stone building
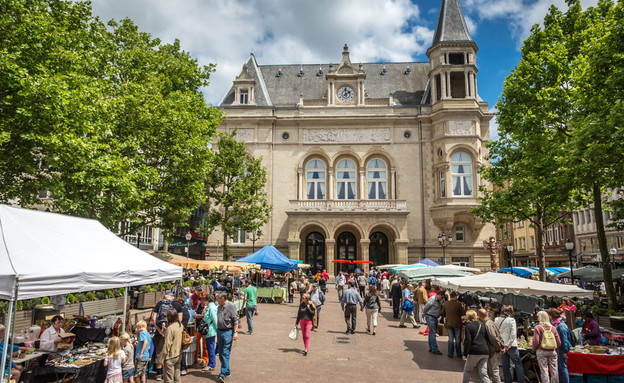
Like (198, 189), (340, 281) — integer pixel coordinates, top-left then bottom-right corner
(209, 0), (495, 274)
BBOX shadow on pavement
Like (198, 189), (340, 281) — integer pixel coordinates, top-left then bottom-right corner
(403, 339), (464, 372)
(278, 347), (304, 354)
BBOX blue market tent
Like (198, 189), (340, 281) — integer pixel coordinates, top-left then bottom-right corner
(417, 258), (440, 267)
(235, 245), (298, 271)
(498, 267), (537, 278)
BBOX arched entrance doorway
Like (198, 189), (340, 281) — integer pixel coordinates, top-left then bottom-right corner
(305, 232), (325, 275)
(336, 232), (357, 274)
(369, 232), (389, 267)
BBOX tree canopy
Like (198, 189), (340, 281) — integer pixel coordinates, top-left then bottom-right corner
(201, 130), (271, 260)
(0, 0), (221, 234)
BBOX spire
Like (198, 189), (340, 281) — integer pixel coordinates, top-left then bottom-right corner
(431, 0), (473, 47)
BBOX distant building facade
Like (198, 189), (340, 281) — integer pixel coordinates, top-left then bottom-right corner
(208, 0), (496, 274)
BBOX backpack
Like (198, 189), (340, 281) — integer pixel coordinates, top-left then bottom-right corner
(368, 276), (377, 285)
(540, 324), (558, 350)
(156, 299), (174, 329)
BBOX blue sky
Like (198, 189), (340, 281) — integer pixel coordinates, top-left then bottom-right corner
(90, 0), (599, 139)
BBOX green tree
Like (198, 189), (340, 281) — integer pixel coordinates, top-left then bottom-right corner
(201, 130), (271, 260)
(0, 0), (221, 234)
(569, 0), (623, 310)
(472, 2), (583, 281)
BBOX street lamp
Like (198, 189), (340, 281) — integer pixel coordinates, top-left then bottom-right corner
(438, 233), (452, 265)
(185, 232), (192, 259)
(507, 244), (514, 276)
(610, 246), (618, 270)
(565, 239), (575, 284)
(247, 231), (260, 253)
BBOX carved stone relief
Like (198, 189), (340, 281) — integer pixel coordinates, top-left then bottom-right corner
(448, 121), (472, 135)
(303, 128), (391, 144)
(235, 129), (254, 142)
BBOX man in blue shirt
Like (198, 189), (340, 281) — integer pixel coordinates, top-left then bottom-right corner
(341, 281), (364, 334)
(423, 291), (445, 355)
(399, 284), (420, 328)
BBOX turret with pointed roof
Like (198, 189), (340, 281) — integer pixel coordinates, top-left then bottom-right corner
(431, 0), (474, 47)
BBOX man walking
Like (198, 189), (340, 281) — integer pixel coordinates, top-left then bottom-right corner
(358, 273), (367, 297)
(242, 280), (257, 335)
(441, 292), (465, 358)
(215, 292), (239, 383)
(423, 290), (445, 355)
(341, 281), (364, 334)
(390, 279), (402, 319)
(336, 271), (346, 300)
(309, 284), (325, 331)
(150, 291), (183, 381)
(416, 282), (428, 324)
(399, 284), (420, 328)
(480, 309), (504, 383)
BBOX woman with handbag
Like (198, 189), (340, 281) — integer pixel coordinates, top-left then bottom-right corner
(202, 294), (218, 372)
(295, 293), (316, 356)
(462, 310), (491, 383)
(193, 292), (209, 369)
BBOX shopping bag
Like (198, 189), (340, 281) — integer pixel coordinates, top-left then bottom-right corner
(288, 326), (298, 341)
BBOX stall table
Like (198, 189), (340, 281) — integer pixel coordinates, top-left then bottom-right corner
(568, 352), (624, 375)
(23, 358), (106, 383)
(256, 288), (287, 303)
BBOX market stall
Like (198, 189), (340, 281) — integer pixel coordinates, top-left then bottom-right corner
(0, 205), (182, 383)
(169, 259), (259, 271)
(397, 267), (473, 281)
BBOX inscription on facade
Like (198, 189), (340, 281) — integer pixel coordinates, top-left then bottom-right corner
(303, 128), (391, 144)
(448, 121), (472, 135)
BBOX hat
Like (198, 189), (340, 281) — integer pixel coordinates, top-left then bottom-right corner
(165, 290), (174, 296)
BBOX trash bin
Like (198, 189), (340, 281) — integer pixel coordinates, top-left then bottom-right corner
(182, 336), (196, 366)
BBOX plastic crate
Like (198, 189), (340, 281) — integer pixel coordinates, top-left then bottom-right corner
(182, 347), (194, 367)
(569, 374), (584, 383)
(587, 374), (608, 383)
(608, 375), (624, 383)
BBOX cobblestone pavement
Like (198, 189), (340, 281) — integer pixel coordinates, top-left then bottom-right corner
(180, 289), (480, 383)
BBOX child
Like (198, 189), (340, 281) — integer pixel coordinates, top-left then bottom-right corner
(119, 332), (135, 383)
(133, 320), (152, 383)
(103, 336), (126, 383)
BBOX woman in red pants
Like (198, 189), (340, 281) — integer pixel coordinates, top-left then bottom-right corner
(295, 293), (316, 356)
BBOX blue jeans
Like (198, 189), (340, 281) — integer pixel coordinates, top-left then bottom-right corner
(447, 326), (462, 357)
(246, 305), (256, 333)
(501, 347), (526, 383)
(216, 329), (233, 378)
(425, 315), (439, 352)
(557, 349), (569, 383)
(205, 335), (216, 368)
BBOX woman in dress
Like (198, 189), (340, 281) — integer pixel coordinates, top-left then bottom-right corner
(364, 285), (381, 335)
(532, 310), (561, 383)
(295, 293), (316, 356)
(462, 310), (491, 383)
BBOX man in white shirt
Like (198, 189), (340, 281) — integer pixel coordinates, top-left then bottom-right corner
(335, 272), (346, 300)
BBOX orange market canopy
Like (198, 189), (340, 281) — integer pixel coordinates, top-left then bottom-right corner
(169, 259), (259, 271)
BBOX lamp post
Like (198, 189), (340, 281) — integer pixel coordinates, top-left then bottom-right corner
(438, 233), (452, 265)
(507, 244), (514, 276)
(565, 238), (575, 284)
(185, 232), (192, 259)
(247, 230), (260, 253)
(610, 246), (618, 270)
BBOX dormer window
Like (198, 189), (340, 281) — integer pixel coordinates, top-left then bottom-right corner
(240, 90), (249, 104)
(449, 53), (465, 65)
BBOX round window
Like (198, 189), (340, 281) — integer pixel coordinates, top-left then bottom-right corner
(282, 132), (290, 140)
(437, 149), (443, 158)
(403, 131), (412, 139)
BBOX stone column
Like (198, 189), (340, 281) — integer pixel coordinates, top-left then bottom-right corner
(469, 72), (475, 100)
(325, 238), (336, 275)
(431, 76), (437, 103)
(464, 71), (469, 98)
(359, 170), (365, 200)
(298, 168), (303, 200)
(328, 170), (334, 200)
(440, 71), (447, 99)
(391, 168), (396, 200)
(360, 239), (370, 273)
(395, 239), (409, 264)
(287, 238), (301, 261)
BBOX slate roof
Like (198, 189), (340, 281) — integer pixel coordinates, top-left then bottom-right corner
(220, 56), (431, 108)
(431, 0), (473, 47)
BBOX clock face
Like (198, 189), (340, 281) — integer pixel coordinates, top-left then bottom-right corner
(337, 86), (355, 103)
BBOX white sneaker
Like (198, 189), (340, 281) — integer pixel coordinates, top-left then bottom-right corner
(180, 370), (187, 376)
(155, 375), (163, 381)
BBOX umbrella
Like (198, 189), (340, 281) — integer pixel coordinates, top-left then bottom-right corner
(582, 268), (624, 282)
(332, 259), (352, 263)
(555, 266), (602, 280)
(352, 260), (373, 264)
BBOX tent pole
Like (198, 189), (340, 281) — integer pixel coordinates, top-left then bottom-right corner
(0, 285), (17, 383)
(122, 287), (128, 334)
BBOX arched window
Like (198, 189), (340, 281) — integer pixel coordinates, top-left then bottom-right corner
(336, 159), (356, 200)
(451, 152), (473, 196)
(305, 159), (326, 199)
(366, 158), (387, 200)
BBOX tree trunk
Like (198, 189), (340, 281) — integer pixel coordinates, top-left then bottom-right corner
(536, 204), (547, 281)
(222, 231), (229, 261)
(593, 184), (617, 311)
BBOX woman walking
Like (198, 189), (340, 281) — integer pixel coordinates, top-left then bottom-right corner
(548, 308), (572, 383)
(495, 305), (525, 383)
(462, 310), (491, 383)
(161, 309), (184, 383)
(364, 285), (381, 335)
(295, 293), (316, 356)
(532, 310), (561, 383)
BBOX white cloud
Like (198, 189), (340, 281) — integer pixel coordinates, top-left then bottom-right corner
(488, 106), (500, 141)
(91, 0), (432, 105)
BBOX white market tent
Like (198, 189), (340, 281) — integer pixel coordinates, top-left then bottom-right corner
(0, 205), (182, 382)
(438, 264), (482, 273)
(398, 267), (473, 280)
(433, 272), (593, 299)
